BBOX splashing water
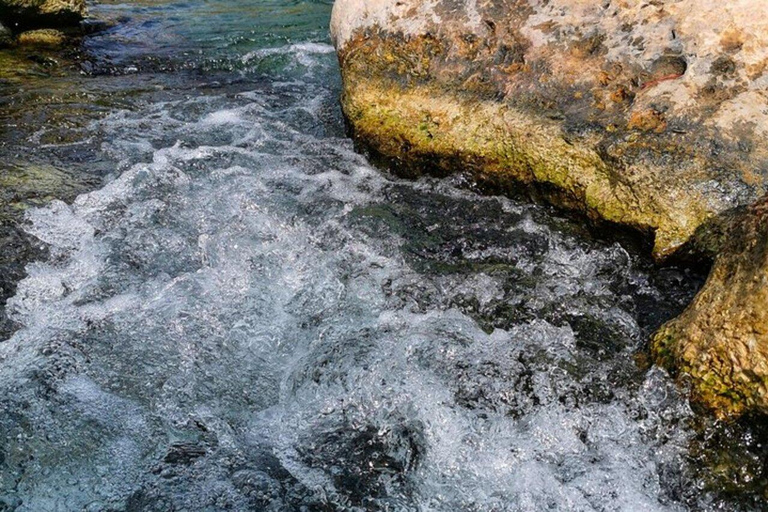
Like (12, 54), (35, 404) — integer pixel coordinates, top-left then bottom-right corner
(1, 1), (759, 511)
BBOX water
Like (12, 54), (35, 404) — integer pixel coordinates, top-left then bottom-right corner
(0, 1), (763, 510)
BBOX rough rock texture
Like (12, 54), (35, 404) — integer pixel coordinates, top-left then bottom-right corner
(653, 197), (768, 417)
(16, 27), (65, 47)
(331, 0), (768, 261)
(0, 0), (86, 31)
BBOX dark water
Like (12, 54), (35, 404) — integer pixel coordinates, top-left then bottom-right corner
(0, 2), (765, 511)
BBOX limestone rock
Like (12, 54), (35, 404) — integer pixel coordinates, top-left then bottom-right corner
(331, 0), (768, 261)
(0, 0), (86, 30)
(653, 196), (768, 417)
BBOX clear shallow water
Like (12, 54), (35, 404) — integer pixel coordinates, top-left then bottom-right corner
(0, 1), (764, 511)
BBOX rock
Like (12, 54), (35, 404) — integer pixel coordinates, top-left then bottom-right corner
(16, 28), (64, 47)
(331, 0), (768, 261)
(0, 0), (86, 31)
(79, 17), (113, 35)
(652, 196), (768, 418)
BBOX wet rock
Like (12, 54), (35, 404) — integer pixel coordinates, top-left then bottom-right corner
(0, 0), (86, 31)
(79, 16), (112, 35)
(330, 0), (768, 261)
(0, 162), (96, 340)
(331, 0), (768, 419)
(162, 443), (208, 466)
(653, 197), (768, 417)
(0, 162), (92, 209)
(16, 27), (65, 47)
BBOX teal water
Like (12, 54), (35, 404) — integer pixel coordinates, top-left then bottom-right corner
(0, 2), (764, 511)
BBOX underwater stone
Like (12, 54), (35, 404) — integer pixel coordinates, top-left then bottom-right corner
(0, 22), (11, 46)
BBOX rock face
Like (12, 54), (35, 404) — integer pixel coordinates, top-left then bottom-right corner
(653, 197), (768, 417)
(0, 0), (86, 31)
(331, 0), (768, 416)
(331, 0), (768, 261)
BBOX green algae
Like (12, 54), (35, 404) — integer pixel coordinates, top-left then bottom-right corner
(652, 319), (768, 419)
(0, 162), (95, 211)
(341, 75), (712, 261)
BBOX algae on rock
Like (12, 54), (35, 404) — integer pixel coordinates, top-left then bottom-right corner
(653, 197), (768, 417)
(16, 28), (65, 47)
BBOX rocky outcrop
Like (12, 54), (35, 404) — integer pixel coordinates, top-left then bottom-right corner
(0, 0), (86, 31)
(653, 197), (768, 417)
(331, 0), (768, 416)
(331, 0), (768, 261)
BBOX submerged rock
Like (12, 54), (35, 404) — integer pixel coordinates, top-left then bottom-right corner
(330, 0), (768, 261)
(0, 0), (86, 31)
(653, 197), (768, 417)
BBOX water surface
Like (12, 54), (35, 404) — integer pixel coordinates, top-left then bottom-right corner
(0, 2), (764, 511)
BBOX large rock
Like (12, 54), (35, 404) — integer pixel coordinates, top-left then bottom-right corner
(331, 0), (768, 261)
(0, 0), (86, 31)
(652, 197), (768, 418)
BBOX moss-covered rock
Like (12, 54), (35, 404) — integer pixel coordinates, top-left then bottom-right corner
(0, 162), (92, 211)
(652, 197), (768, 417)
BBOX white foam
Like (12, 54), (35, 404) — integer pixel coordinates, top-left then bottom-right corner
(1, 39), (699, 512)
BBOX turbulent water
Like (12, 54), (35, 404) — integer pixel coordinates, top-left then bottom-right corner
(1, 1), (765, 511)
